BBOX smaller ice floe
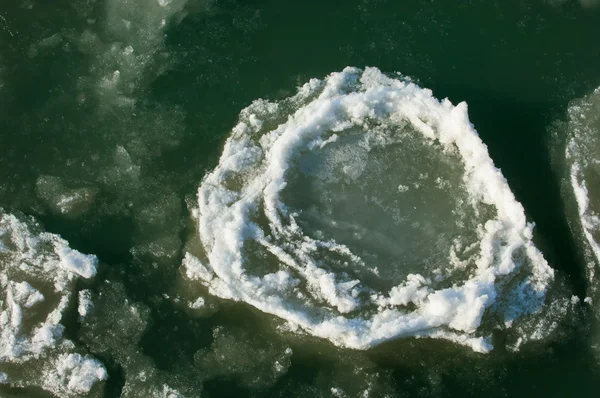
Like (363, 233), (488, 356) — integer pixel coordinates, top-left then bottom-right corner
(0, 211), (106, 395)
(42, 353), (108, 396)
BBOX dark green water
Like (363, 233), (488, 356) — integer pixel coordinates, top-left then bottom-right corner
(1, 0), (600, 397)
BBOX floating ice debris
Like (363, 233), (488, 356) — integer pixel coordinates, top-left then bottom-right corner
(189, 297), (205, 309)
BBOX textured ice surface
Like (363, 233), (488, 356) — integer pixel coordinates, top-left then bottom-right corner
(78, 289), (93, 318)
(36, 175), (97, 217)
(195, 327), (293, 389)
(86, 0), (189, 106)
(186, 67), (555, 352)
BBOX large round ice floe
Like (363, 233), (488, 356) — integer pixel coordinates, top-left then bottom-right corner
(185, 67), (554, 352)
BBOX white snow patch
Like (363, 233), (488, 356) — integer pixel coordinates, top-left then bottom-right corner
(43, 353), (108, 396)
(189, 297), (205, 309)
(0, 211), (104, 394)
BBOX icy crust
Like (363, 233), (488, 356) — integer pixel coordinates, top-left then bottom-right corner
(562, 87), (600, 289)
(187, 67), (555, 353)
(0, 211), (106, 395)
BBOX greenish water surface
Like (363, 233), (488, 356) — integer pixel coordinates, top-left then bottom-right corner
(1, 0), (600, 397)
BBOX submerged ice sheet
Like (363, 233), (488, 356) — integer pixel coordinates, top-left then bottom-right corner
(0, 211), (106, 395)
(78, 281), (201, 397)
(559, 87), (600, 292)
(186, 67), (555, 352)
